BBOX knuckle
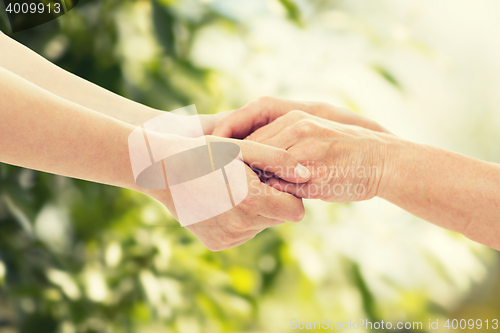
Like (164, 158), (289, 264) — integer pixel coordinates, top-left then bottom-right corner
(288, 110), (307, 118)
(218, 232), (236, 246)
(256, 95), (275, 105)
(241, 192), (259, 207)
(229, 217), (248, 231)
(293, 119), (316, 137)
(289, 206), (306, 222)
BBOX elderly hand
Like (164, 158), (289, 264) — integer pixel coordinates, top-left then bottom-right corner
(246, 111), (397, 203)
(212, 96), (391, 139)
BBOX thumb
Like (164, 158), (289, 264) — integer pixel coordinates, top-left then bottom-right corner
(212, 107), (267, 139)
(212, 114), (254, 139)
(212, 122), (233, 138)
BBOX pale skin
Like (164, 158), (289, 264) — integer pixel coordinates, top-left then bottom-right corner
(0, 36), (313, 251)
(0, 30), (225, 132)
(3, 30), (499, 251)
(213, 97), (500, 251)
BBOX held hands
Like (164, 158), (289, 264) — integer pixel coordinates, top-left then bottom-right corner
(209, 98), (500, 252)
(211, 97), (395, 203)
(150, 136), (311, 251)
(186, 136), (312, 251)
(171, 97), (394, 250)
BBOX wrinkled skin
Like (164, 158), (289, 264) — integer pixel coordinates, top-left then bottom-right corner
(246, 111), (394, 203)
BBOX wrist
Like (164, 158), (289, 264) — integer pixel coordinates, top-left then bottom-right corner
(126, 131), (210, 219)
(375, 135), (416, 201)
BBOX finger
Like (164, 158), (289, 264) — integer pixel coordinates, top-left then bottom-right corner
(259, 125), (302, 150)
(212, 97), (296, 139)
(244, 110), (305, 143)
(255, 181), (306, 222)
(245, 117), (288, 143)
(186, 219), (261, 250)
(238, 140), (312, 183)
(212, 103), (273, 139)
(266, 177), (314, 199)
(250, 167), (274, 183)
(215, 203), (285, 231)
(239, 215), (285, 230)
(222, 230), (266, 250)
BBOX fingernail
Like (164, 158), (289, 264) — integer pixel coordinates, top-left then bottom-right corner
(294, 164), (311, 179)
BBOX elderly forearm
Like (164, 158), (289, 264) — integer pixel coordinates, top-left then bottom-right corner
(0, 31), (162, 126)
(379, 139), (500, 249)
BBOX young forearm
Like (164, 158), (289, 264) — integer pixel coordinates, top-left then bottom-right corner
(0, 31), (163, 126)
(0, 67), (141, 191)
(379, 139), (500, 249)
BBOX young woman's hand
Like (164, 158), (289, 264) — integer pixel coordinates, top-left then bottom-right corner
(148, 136), (311, 251)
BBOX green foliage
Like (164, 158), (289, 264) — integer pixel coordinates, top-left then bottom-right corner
(0, 2), (327, 332)
(0, 1), (495, 332)
(278, 0), (303, 26)
(371, 65), (403, 91)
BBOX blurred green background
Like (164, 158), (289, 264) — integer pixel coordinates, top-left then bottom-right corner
(1, 0), (500, 332)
